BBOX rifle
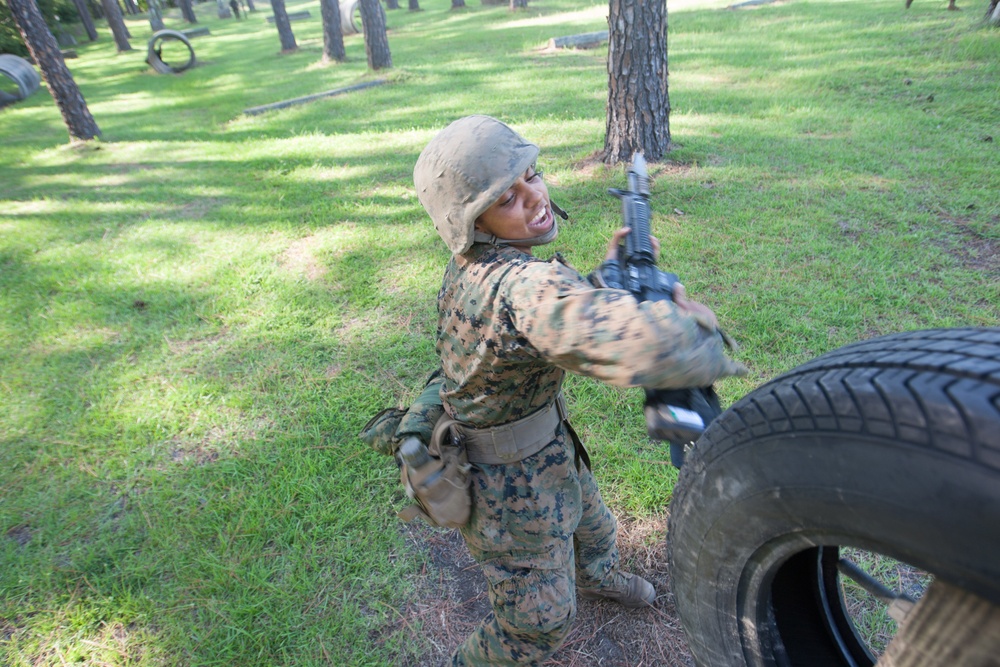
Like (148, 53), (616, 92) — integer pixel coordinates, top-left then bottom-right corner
(604, 152), (723, 468)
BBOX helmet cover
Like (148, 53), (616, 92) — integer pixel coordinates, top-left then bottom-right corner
(414, 115), (540, 255)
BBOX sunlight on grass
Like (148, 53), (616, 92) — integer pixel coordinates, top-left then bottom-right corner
(1, 0), (997, 663)
(494, 3), (608, 29)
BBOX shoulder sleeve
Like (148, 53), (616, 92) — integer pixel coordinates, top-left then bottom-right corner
(501, 260), (745, 389)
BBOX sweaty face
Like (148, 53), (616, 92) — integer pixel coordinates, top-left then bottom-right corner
(474, 167), (553, 251)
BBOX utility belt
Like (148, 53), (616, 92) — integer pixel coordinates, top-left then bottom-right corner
(454, 394), (588, 467)
(397, 393), (590, 529)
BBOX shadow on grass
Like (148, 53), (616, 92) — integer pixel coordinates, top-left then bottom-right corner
(1, 0), (997, 662)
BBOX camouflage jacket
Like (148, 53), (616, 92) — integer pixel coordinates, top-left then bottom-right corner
(437, 243), (744, 427)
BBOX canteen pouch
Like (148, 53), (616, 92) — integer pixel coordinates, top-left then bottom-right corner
(397, 417), (472, 529)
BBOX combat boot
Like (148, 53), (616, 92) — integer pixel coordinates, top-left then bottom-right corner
(578, 571), (656, 608)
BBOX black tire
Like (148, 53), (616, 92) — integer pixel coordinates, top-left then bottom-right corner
(667, 327), (1000, 667)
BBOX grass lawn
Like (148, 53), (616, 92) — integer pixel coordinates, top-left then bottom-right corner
(1, 0), (997, 663)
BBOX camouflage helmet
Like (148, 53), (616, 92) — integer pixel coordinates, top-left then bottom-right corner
(414, 115), (540, 255)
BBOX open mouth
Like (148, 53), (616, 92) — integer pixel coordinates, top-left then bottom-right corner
(528, 206), (553, 233)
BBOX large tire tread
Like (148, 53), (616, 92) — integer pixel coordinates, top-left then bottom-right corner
(699, 327), (1000, 473)
(668, 327), (1000, 667)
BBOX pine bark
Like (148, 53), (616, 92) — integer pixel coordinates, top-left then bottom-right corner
(604, 0), (670, 164)
(101, 0), (132, 50)
(246, 0), (255, 11)
(451, 0), (466, 8)
(115, 0), (132, 37)
(509, 0), (526, 8)
(987, 0), (999, 24)
(147, 0), (164, 30)
(319, 0), (345, 62)
(122, 0), (139, 14)
(359, 0), (391, 70)
(70, 0), (98, 40)
(269, 0), (298, 51)
(179, 0), (197, 23)
(409, 0), (420, 9)
(386, 0), (399, 9)
(6, 0), (101, 140)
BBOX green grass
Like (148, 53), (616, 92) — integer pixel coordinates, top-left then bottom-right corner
(1, 0), (998, 663)
(840, 548), (932, 657)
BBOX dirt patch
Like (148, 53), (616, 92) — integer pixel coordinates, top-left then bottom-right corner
(573, 151), (696, 185)
(572, 151), (611, 177)
(161, 409), (268, 468)
(0, 616), (26, 643)
(5, 524), (31, 547)
(169, 198), (228, 221)
(163, 328), (229, 355)
(281, 235), (327, 282)
(943, 216), (1000, 274)
(387, 515), (693, 666)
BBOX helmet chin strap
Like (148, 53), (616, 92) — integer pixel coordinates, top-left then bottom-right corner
(473, 220), (558, 248)
(472, 200), (568, 249)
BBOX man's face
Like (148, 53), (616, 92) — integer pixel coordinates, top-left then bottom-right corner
(474, 167), (553, 247)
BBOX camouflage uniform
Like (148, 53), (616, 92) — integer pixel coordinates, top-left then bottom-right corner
(437, 244), (742, 665)
(404, 115), (744, 666)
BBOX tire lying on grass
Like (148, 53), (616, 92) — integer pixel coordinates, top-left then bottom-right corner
(667, 327), (1000, 666)
(147, 30), (196, 74)
(0, 54), (41, 103)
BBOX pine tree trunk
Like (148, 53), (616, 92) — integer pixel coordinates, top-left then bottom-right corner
(320, 0), (345, 61)
(101, 0), (132, 50)
(71, 0), (99, 40)
(270, 0), (298, 51)
(246, 0), (255, 11)
(386, 0), (399, 9)
(6, 0), (101, 140)
(408, 0), (420, 9)
(122, 0), (139, 14)
(987, 0), (999, 24)
(451, 0), (466, 8)
(359, 0), (391, 69)
(215, 0), (232, 18)
(509, 0), (526, 8)
(148, 0), (164, 30)
(115, 0), (132, 36)
(179, 0), (197, 22)
(89, 0), (103, 19)
(604, 0), (670, 164)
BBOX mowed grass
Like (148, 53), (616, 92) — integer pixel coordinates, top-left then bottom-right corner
(1, 0), (998, 663)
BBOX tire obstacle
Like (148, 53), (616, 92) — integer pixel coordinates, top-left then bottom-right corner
(668, 327), (1000, 667)
(340, 0), (385, 35)
(143, 1), (380, 75)
(147, 29), (196, 74)
(0, 54), (41, 106)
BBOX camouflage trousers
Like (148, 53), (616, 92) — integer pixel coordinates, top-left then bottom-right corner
(451, 426), (619, 666)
